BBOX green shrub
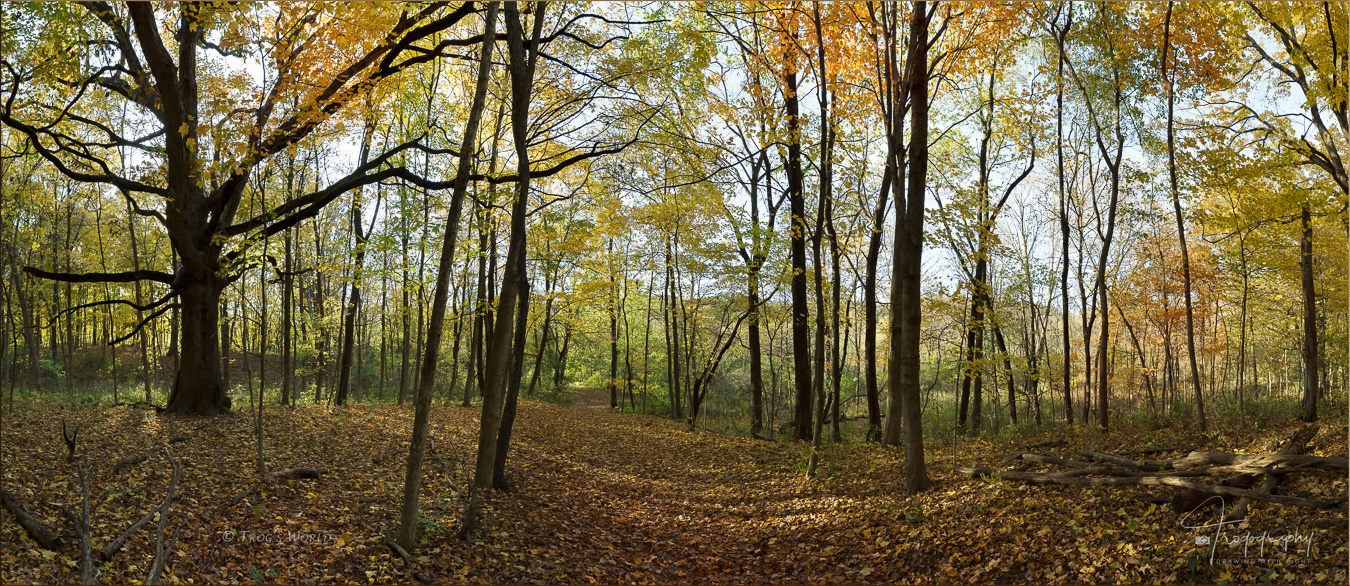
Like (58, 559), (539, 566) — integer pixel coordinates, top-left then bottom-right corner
(38, 359), (65, 383)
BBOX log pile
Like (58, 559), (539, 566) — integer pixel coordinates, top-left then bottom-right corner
(956, 426), (1348, 519)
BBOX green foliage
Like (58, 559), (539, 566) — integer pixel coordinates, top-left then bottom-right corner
(38, 359), (66, 384)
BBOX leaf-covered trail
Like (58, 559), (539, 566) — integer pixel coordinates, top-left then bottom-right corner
(502, 387), (822, 582)
(2, 395), (1346, 584)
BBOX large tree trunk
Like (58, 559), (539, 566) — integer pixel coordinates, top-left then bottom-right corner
(747, 271), (764, 434)
(162, 276), (229, 416)
(958, 261), (987, 435)
(665, 240), (682, 420)
(887, 1), (933, 496)
(1054, 6), (1073, 425)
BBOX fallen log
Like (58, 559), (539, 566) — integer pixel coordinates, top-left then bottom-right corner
(1168, 452), (1345, 475)
(100, 492), (183, 561)
(1004, 452), (1092, 469)
(1078, 451), (1164, 472)
(1026, 439), (1066, 449)
(218, 487), (255, 513)
(112, 454), (149, 474)
(1, 488), (63, 550)
(1050, 465), (1210, 479)
(1224, 426), (1318, 522)
(59, 464), (94, 585)
(272, 468), (325, 480)
(955, 466), (1348, 512)
(1309, 518), (1346, 530)
(1121, 446), (1186, 456)
(144, 447), (180, 586)
(1172, 474), (1260, 513)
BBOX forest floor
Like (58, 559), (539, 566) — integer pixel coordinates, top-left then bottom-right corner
(1, 391), (1346, 585)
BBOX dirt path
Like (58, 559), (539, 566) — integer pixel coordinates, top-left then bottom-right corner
(568, 386), (613, 410)
(496, 394), (908, 583)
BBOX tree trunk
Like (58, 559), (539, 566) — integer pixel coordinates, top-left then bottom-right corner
(1237, 232), (1249, 417)
(398, 2), (498, 550)
(958, 261), (986, 435)
(11, 263), (40, 392)
(125, 200), (152, 402)
(398, 226), (411, 405)
(891, 1), (933, 495)
(747, 271), (764, 434)
(862, 164), (892, 442)
(447, 282), (465, 401)
(1299, 203), (1318, 421)
(282, 230), (294, 406)
(1162, 3), (1206, 431)
(162, 276), (229, 416)
(783, 49), (812, 442)
(1055, 6), (1073, 425)
(472, 1), (542, 491)
(492, 272), (529, 488)
(665, 239), (682, 420)
(609, 238), (619, 409)
(554, 323), (570, 389)
(526, 270), (554, 396)
(993, 322), (1017, 426)
(336, 122), (376, 406)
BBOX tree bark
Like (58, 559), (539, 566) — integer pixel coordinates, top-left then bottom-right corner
(887, 1), (933, 496)
(863, 164), (892, 442)
(780, 24), (812, 441)
(609, 238), (619, 409)
(162, 276), (228, 416)
(1299, 203), (1318, 421)
(493, 272), (530, 488)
